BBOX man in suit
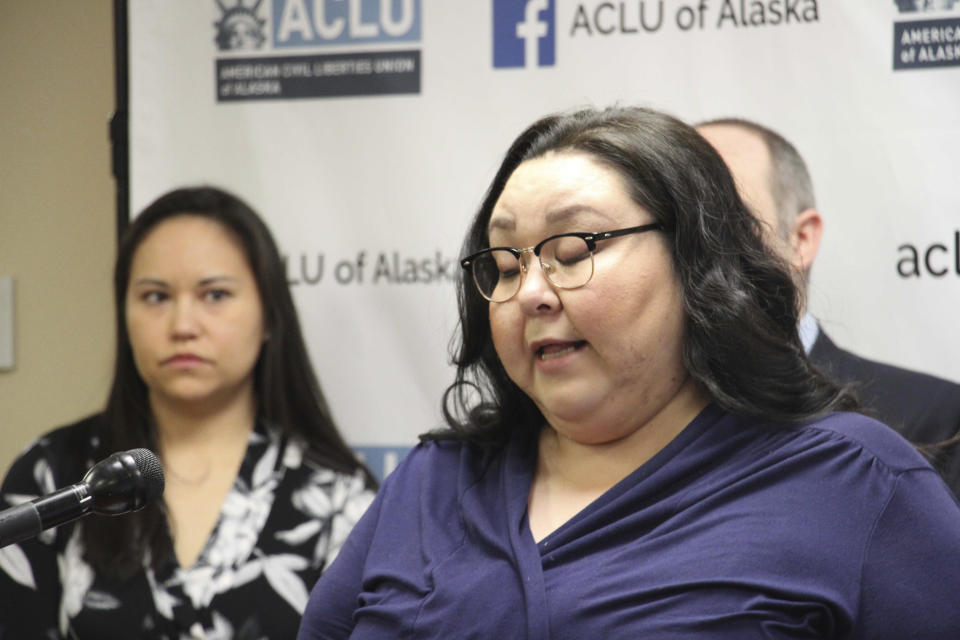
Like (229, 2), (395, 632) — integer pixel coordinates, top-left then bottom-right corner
(696, 117), (960, 497)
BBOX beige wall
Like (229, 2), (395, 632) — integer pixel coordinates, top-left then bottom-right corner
(0, 1), (115, 476)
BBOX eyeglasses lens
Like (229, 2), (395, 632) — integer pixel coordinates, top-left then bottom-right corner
(541, 236), (593, 288)
(472, 249), (521, 302)
(472, 236), (594, 301)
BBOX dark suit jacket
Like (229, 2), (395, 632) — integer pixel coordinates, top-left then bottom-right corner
(809, 329), (960, 498)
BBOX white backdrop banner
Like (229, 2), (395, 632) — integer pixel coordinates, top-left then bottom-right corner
(129, 0), (960, 479)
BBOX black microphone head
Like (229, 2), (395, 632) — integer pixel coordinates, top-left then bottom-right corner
(83, 448), (165, 516)
(129, 448), (165, 504)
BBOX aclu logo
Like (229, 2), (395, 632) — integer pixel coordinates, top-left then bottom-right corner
(895, 0), (960, 12)
(272, 0), (421, 47)
(493, 0), (556, 68)
(215, 0), (268, 51)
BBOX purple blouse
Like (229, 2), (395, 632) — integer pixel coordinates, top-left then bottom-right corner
(299, 405), (960, 639)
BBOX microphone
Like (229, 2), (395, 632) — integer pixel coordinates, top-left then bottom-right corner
(0, 448), (165, 549)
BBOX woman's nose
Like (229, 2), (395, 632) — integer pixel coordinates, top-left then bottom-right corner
(515, 258), (561, 315)
(170, 298), (199, 338)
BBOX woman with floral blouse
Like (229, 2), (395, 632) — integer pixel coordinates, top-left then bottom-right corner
(0, 187), (375, 639)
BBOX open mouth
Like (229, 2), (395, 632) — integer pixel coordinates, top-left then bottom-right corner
(537, 341), (587, 360)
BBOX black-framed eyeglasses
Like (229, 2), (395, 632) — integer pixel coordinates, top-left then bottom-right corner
(461, 223), (665, 302)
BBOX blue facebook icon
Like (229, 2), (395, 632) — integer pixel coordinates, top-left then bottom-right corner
(493, 0), (555, 68)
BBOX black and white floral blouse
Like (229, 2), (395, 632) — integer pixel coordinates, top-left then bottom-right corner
(0, 415), (375, 639)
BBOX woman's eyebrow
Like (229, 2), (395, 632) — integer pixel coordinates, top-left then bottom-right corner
(544, 204), (605, 226)
(197, 275), (237, 286)
(130, 275), (239, 288)
(488, 204), (608, 235)
(130, 278), (168, 288)
(488, 215), (515, 233)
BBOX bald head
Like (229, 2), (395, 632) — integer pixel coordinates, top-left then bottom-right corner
(697, 122), (784, 243)
(696, 118), (822, 287)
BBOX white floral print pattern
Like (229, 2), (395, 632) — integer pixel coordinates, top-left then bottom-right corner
(0, 416), (375, 639)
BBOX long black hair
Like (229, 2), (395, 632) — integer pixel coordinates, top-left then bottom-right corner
(436, 106), (858, 447)
(84, 186), (374, 577)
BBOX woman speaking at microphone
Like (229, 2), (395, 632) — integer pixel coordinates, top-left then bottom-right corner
(0, 187), (375, 639)
(298, 106), (960, 639)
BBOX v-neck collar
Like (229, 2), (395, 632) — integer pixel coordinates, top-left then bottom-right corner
(507, 404), (726, 553)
